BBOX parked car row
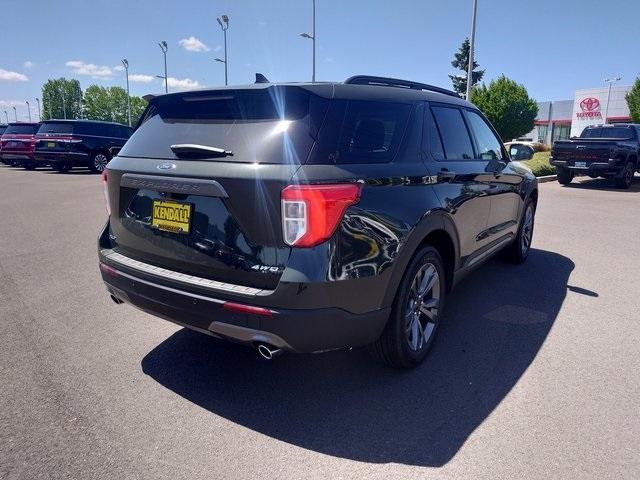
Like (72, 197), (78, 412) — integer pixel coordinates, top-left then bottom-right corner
(0, 119), (132, 173)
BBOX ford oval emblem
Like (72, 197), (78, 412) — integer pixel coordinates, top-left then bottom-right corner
(157, 162), (176, 171)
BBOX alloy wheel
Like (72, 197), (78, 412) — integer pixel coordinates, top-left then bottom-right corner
(94, 154), (109, 172)
(404, 262), (440, 351)
(521, 204), (534, 256)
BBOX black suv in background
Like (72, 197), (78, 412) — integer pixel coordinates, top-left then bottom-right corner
(551, 124), (640, 188)
(98, 75), (537, 368)
(34, 120), (132, 173)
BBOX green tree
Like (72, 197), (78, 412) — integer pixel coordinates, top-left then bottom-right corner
(41, 78), (83, 120)
(626, 77), (640, 123)
(83, 85), (147, 125)
(448, 38), (485, 97)
(471, 75), (538, 141)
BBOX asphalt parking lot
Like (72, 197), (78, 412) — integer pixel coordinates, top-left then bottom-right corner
(1, 164), (639, 479)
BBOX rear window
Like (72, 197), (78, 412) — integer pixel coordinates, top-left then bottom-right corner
(121, 87), (326, 164)
(581, 127), (633, 139)
(4, 124), (39, 135)
(37, 122), (74, 135)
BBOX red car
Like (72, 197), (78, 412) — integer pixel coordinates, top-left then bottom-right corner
(0, 122), (40, 169)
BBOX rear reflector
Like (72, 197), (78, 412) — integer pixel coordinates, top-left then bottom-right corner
(222, 302), (273, 317)
(99, 262), (119, 277)
(281, 184), (362, 247)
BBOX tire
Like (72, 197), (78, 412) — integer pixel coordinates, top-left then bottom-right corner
(556, 167), (573, 185)
(53, 163), (72, 173)
(89, 151), (110, 174)
(503, 199), (535, 264)
(23, 161), (36, 171)
(368, 245), (446, 369)
(614, 161), (634, 189)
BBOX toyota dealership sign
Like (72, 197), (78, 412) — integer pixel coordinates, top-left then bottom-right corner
(577, 97), (602, 120)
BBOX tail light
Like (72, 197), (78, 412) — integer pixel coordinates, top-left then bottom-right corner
(281, 184), (362, 247)
(102, 170), (111, 216)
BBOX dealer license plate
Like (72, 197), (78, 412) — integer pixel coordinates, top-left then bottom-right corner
(151, 200), (192, 234)
(574, 161), (587, 168)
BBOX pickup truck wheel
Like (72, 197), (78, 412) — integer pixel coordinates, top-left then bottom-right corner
(556, 167), (573, 185)
(368, 245), (446, 369)
(614, 162), (634, 189)
(504, 199), (535, 264)
(89, 152), (110, 174)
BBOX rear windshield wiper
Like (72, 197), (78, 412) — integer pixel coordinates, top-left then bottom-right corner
(170, 144), (233, 158)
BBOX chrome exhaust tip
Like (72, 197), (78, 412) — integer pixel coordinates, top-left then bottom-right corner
(256, 343), (282, 360)
(110, 295), (124, 305)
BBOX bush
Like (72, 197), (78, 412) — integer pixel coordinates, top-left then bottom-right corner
(530, 143), (550, 153)
(522, 151), (554, 177)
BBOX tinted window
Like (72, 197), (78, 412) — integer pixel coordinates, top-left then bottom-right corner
(581, 127), (632, 139)
(74, 123), (96, 135)
(431, 106), (474, 159)
(0, 126), (7, 135)
(465, 110), (503, 160)
(37, 122), (74, 135)
(334, 100), (411, 164)
(425, 108), (445, 160)
(120, 86), (328, 164)
(4, 124), (39, 135)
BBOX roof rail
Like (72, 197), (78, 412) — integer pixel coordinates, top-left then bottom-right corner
(344, 75), (459, 98)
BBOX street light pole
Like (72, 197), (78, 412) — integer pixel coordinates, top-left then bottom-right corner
(158, 41), (168, 93)
(26, 101), (31, 122)
(299, 0), (316, 82)
(604, 76), (621, 124)
(60, 88), (67, 119)
(12, 106), (17, 121)
(216, 15), (229, 85)
(122, 59), (131, 126)
(465, 0), (478, 101)
(3, 110), (8, 123)
(35, 98), (41, 120)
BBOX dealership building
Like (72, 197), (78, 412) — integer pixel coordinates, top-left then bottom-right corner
(520, 84), (633, 144)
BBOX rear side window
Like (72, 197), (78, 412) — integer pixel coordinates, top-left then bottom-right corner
(4, 124), (39, 135)
(425, 109), (445, 160)
(431, 106), (475, 160)
(581, 127), (632, 139)
(37, 122), (74, 135)
(465, 110), (503, 160)
(311, 100), (412, 164)
(74, 123), (96, 135)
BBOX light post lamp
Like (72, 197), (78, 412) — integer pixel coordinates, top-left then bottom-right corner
(12, 106), (17, 121)
(3, 110), (8, 123)
(35, 98), (41, 120)
(465, 0), (478, 101)
(157, 41), (168, 93)
(216, 15), (229, 85)
(122, 59), (131, 126)
(26, 101), (31, 122)
(604, 76), (621, 124)
(299, 0), (316, 82)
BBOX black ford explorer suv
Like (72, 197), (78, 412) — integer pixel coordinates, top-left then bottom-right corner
(551, 124), (640, 188)
(34, 119), (133, 173)
(98, 75), (537, 368)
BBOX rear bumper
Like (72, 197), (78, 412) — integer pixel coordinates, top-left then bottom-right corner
(100, 259), (389, 353)
(34, 151), (89, 165)
(550, 158), (622, 175)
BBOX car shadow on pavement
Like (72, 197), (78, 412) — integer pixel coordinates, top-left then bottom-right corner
(141, 248), (574, 467)
(565, 176), (640, 193)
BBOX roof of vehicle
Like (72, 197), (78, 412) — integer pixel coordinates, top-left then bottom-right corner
(585, 124), (640, 128)
(7, 122), (40, 127)
(148, 75), (472, 108)
(41, 119), (130, 127)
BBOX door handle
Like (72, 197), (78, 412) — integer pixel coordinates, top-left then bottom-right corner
(438, 169), (456, 182)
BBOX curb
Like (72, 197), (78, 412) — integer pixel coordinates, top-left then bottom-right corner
(537, 175), (557, 183)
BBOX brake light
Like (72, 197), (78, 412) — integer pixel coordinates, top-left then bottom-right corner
(281, 184), (362, 247)
(102, 170), (111, 216)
